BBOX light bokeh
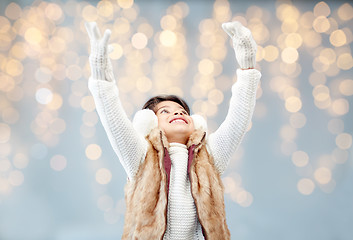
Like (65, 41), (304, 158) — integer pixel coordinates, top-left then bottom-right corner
(0, 0), (352, 239)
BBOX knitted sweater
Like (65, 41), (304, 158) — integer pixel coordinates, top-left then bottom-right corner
(88, 68), (261, 239)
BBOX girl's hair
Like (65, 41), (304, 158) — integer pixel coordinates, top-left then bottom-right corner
(143, 95), (190, 115)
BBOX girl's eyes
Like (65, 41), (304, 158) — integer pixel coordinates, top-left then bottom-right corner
(159, 109), (188, 115)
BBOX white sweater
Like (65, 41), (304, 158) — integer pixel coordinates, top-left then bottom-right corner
(88, 69), (261, 239)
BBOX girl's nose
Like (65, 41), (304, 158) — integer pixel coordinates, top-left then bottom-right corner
(174, 110), (183, 115)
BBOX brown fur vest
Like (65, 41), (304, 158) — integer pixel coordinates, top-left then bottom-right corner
(122, 128), (230, 240)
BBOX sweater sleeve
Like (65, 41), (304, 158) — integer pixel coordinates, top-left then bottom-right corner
(207, 69), (261, 174)
(88, 78), (147, 180)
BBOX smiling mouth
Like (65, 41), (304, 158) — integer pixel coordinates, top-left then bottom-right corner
(170, 118), (187, 124)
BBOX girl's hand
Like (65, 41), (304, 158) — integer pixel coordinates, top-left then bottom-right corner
(222, 21), (257, 70)
(85, 22), (115, 82)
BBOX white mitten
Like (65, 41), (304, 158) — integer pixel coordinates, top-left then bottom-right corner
(222, 21), (257, 69)
(85, 22), (115, 82)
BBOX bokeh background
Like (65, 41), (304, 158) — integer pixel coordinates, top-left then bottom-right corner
(0, 0), (352, 239)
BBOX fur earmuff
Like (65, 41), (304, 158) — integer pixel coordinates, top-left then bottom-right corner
(191, 114), (207, 132)
(132, 109), (158, 137)
(132, 109), (207, 137)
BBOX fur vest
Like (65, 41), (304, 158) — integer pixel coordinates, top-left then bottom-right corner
(122, 109), (230, 239)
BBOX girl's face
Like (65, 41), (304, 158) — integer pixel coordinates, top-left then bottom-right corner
(155, 101), (194, 144)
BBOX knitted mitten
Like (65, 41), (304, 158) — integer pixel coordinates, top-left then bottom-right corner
(85, 22), (115, 82)
(222, 21), (257, 69)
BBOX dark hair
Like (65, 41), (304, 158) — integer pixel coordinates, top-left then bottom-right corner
(143, 95), (190, 115)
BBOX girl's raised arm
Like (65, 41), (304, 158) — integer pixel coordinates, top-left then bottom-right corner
(85, 22), (147, 179)
(208, 22), (261, 174)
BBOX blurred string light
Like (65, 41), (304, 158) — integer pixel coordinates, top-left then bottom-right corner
(268, 0), (353, 195)
(0, 0), (352, 225)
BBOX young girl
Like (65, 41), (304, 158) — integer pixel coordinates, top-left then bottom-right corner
(85, 21), (261, 240)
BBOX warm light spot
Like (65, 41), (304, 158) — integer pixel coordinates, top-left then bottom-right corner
(49, 118), (66, 135)
(292, 151), (309, 167)
(222, 177), (237, 194)
(331, 98), (349, 115)
(335, 133), (352, 150)
(314, 167), (332, 185)
(281, 19), (298, 33)
(285, 33), (302, 49)
(0, 18), (11, 36)
(236, 190), (253, 207)
(117, 0), (134, 9)
(300, 11), (315, 29)
(24, 27), (43, 44)
(49, 37), (66, 54)
(114, 18), (130, 34)
(161, 15), (177, 30)
(337, 3), (353, 21)
(97, 1), (114, 18)
(82, 5), (98, 22)
(280, 125), (297, 141)
(96, 168), (112, 185)
(137, 23), (154, 38)
(205, 102), (218, 117)
(208, 89), (224, 105)
(289, 112), (306, 128)
(285, 96), (302, 112)
(131, 32), (148, 49)
(198, 59), (214, 75)
(8, 170), (24, 186)
(313, 85), (330, 101)
(35, 67), (52, 83)
(312, 57), (329, 73)
(50, 155), (67, 171)
(337, 53), (353, 70)
(281, 47), (298, 64)
(297, 178), (315, 195)
(282, 86), (300, 99)
(330, 30), (347, 47)
(35, 88), (53, 105)
(160, 30), (177, 47)
(339, 79), (353, 96)
(45, 3), (63, 21)
(80, 96), (96, 112)
(276, 4), (300, 21)
(327, 118), (344, 134)
(6, 59), (23, 77)
(47, 93), (63, 110)
(5, 2), (22, 20)
(313, 1), (331, 17)
(86, 144), (102, 160)
(110, 43), (123, 60)
(314, 97), (331, 109)
(136, 76), (152, 92)
(313, 16), (330, 33)
(10, 42), (26, 60)
(66, 65), (82, 81)
(264, 45), (279, 62)
(319, 48), (336, 64)
(13, 153), (29, 169)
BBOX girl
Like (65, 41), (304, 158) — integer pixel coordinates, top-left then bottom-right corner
(85, 21), (261, 240)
